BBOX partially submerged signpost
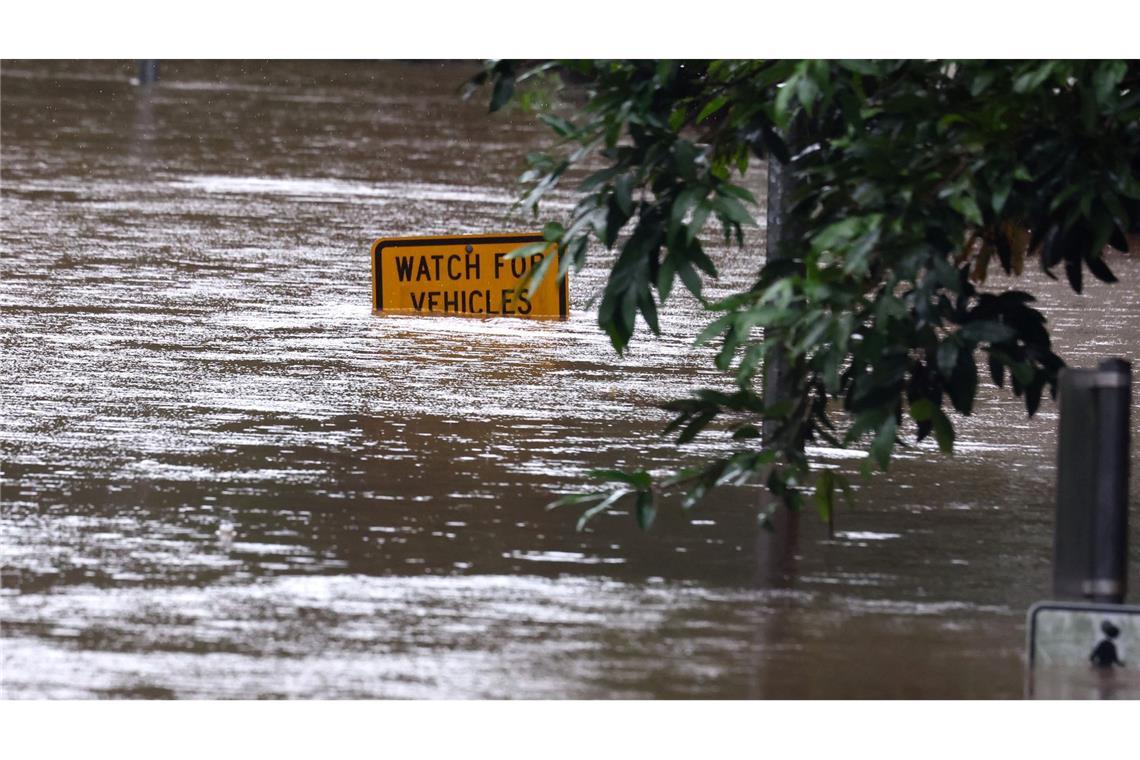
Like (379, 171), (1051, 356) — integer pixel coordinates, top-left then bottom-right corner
(1027, 359), (1134, 698)
(371, 233), (568, 319)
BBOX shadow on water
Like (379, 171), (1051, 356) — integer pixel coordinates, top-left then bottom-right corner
(2, 59), (1139, 698)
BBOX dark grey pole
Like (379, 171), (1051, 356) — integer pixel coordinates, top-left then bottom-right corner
(762, 127), (803, 451)
(136, 60), (160, 86)
(1091, 359), (1131, 603)
(756, 121), (810, 573)
(762, 156), (791, 445)
(1053, 359), (1132, 604)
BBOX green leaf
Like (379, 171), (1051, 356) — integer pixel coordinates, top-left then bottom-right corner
(694, 312), (735, 346)
(635, 491), (657, 530)
(579, 166), (621, 192)
(670, 187), (704, 233)
(547, 491), (607, 510)
(575, 489), (629, 532)
(950, 194), (984, 227)
(937, 339), (959, 377)
(1013, 62), (1055, 94)
(814, 469), (835, 522)
(717, 183), (758, 205)
(687, 239), (718, 277)
(687, 202), (712, 243)
(697, 95), (729, 123)
(519, 245), (557, 293)
(991, 176), (1012, 215)
(587, 469), (651, 490)
(712, 194), (757, 227)
(657, 252), (676, 303)
(614, 174), (634, 217)
(677, 409), (717, 444)
(668, 106), (687, 132)
(675, 256), (703, 298)
(958, 320), (1016, 344)
(931, 409), (955, 454)
(838, 60), (879, 76)
(1085, 253), (1118, 283)
(638, 289), (661, 334)
(909, 398), (935, 423)
(490, 73), (515, 112)
(542, 222), (564, 242)
(948, 348), (979, 415)
(1093, 60), (1127, 105)
(869, 414), (898, 471)
(538, 113), (576, 138)
(775, 80), (797, 122)
(795, 72), (821, 115)
(505, 241), (550, 261)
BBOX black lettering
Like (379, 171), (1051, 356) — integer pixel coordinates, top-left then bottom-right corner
(517, 288), (532, 315)
(494, 252), (506, 278)
(416, 257), (431, 281)
(395, 256), (415, 282)
(510, 257), (527, 278)
(430, 254), (444, 280)
(500, 288), (515, 315)
(447, 255), (462, 280)
(410, 292), (427, 311)
(484, 289), (495, 314)
(530, 252), (544, 270)
(427, 291), (440, 311)
(470, 289), (483, 313)
(443, 290), (460, 312)
(466, 253), (480, 279)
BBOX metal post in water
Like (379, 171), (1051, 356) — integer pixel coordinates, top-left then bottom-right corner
(763, 156), (790, 430)
(1091, 359), (1131, 602)
(136, 60), (160, 86)
(1053, 359), (1132, 604)
(762, 123), (803, 451)
(757, 122), (808, 571)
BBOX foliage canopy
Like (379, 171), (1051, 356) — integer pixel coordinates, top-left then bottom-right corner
(469, 60), (1140, 529)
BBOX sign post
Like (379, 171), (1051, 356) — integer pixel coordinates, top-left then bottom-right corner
(371, 233), (568, 320)
(1054, 360), (1131, 603)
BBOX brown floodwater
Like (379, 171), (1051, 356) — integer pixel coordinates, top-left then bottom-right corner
(2, 60), (1139, 699)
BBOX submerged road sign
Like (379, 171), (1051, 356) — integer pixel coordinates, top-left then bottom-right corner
(1026, 601), (1140, 699)
(371, 233), (568, 319)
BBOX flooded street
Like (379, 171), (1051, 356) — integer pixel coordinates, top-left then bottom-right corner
(3, 60), (1139, 698)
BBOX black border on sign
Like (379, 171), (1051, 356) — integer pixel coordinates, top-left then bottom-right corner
(370, 233), (568, 319)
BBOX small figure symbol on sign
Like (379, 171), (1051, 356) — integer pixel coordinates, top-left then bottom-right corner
(1090, 620), (1124, 668)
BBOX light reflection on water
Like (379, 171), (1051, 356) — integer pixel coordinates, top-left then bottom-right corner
(2, 60), (1139, 699)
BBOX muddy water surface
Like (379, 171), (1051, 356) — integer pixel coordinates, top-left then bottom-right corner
(3, 60), (1139, 698)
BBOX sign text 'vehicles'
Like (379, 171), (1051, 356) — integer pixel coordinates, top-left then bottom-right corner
(391, 250), (546, 315)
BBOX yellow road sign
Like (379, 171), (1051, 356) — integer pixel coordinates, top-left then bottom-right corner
(371, 233), (568, 319)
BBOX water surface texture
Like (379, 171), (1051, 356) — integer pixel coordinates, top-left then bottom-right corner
(3, 60), (1139, 698)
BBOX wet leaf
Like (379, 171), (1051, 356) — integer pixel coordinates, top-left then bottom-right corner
(490, 73), (515, 113)
(931, 409), (955, 454)
(958, 320), (1016, 344)
(614, 174), (634, 217)
(538, 113), (576, 138)
(813, 469), (835, 522)
(635, 491), (657, 530)
(1085, 253), (1118, 283)
(697, 95), (728, 123)
(542, 222), (564, 242)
